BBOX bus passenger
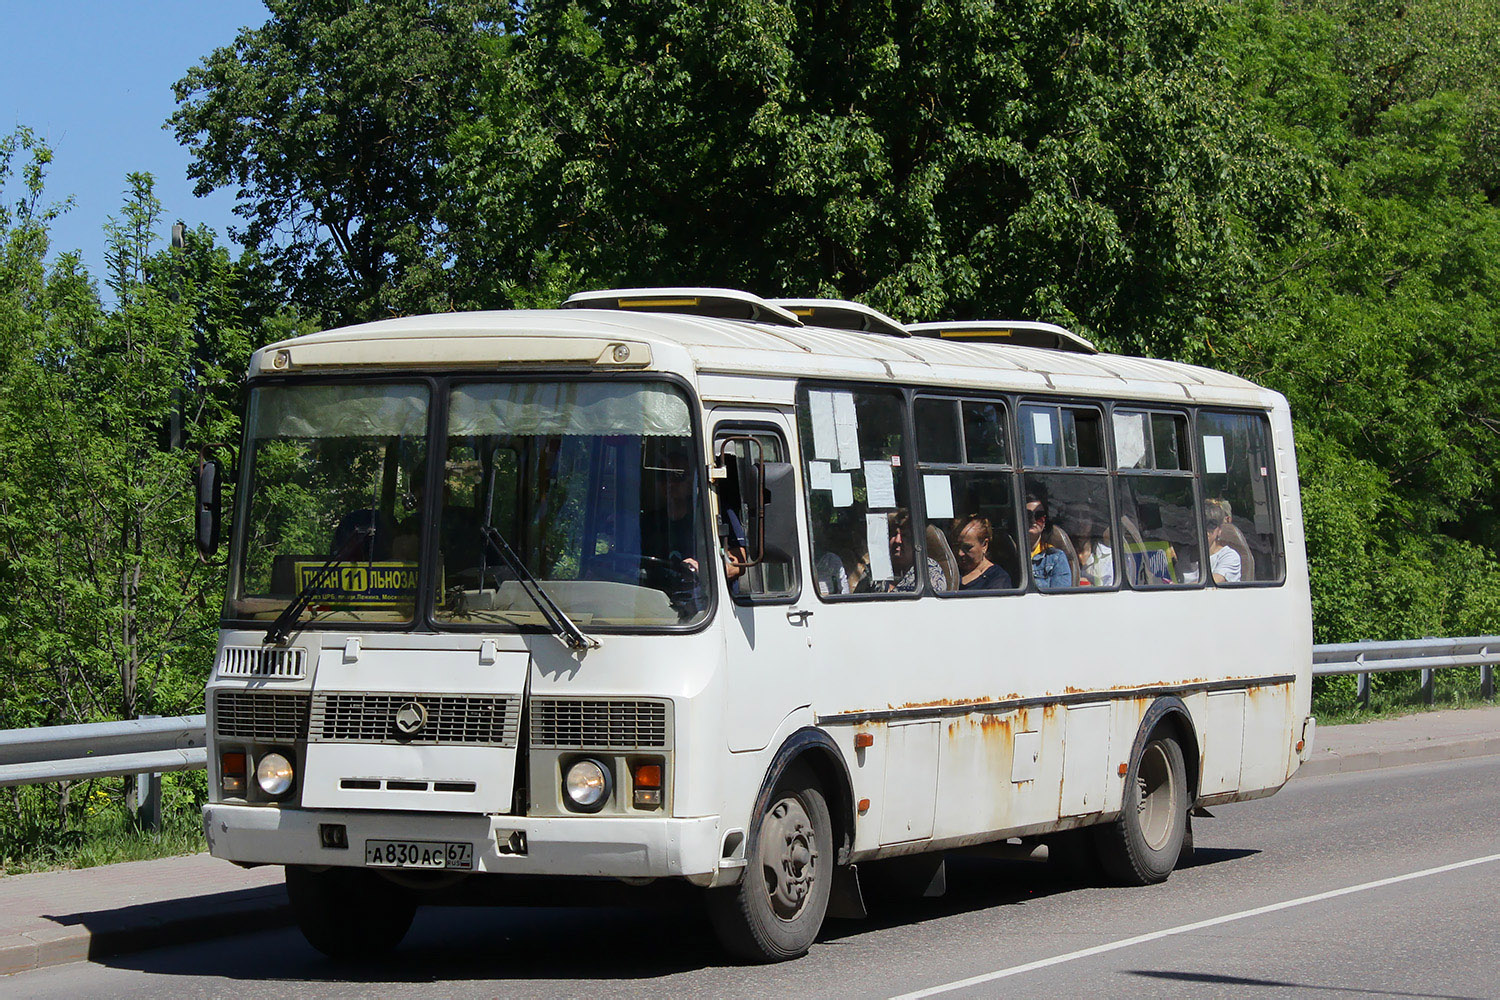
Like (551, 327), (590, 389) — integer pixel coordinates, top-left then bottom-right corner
(1073, 509), (1114, 587)
(952, 514), (1012, 590)
(1205, 500), (1241, 584)
(888, 509), (947, 592)
(1026, 496), (1073, 589)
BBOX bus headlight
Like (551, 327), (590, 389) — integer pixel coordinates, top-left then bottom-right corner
(256, 752), (295, 797)
(563, 758), (611, 811)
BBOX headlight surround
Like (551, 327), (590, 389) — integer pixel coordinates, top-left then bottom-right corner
(255, 752), (295, 797)
(563, 758), (611, 812)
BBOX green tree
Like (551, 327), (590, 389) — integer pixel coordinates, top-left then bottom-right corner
(171, 0), (504, 323)
(445, 0), (1317, 356)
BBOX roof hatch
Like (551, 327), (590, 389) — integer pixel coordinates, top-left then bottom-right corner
(562, 287), (803, 327)
(906, 320), (1098, 355)
(766, 298), (909, 338)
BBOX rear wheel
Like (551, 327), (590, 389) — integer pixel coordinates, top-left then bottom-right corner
(285, 865), (417, 961)
(707, 763), (833, 962)
(1094, 734), (1188, 886)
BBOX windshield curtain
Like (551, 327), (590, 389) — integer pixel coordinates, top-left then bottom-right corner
(225, 383), (430, 625)
(434, 380), (710, 629)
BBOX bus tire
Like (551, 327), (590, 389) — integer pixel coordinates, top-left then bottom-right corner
(1094, 734), (1188, 886)
(706, 763), (833, 962)
(285, 865), (417, 961)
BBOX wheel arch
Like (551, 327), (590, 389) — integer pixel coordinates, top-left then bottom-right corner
(751, 727), (856, 866)
(1132, 696), (1201, 801)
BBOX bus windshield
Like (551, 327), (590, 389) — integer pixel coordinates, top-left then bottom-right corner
(433, 380), (708, 629)
(226, 382), (431, 626)
(226, 379), (710, 631)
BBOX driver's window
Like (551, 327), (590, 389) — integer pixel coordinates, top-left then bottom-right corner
(715, 428), (797, 600)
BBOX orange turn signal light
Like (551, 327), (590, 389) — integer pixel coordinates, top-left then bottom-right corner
(854, 733), (874, 749)
(632, 763), (662, 789)
(221, 751), (246, 774)
(857, 798), (871, 814)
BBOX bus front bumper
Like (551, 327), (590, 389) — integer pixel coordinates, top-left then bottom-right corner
(202, 804), (726, 882)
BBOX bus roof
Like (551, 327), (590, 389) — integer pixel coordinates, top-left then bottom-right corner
(250, 307), (1276, 408)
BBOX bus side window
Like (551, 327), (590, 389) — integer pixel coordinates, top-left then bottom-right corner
(1114, 409), (1198, 588)
(715, 430), (797, 600)
(796, 386), (911, 596)
(1019, 403), (1111, 591)
(1198, 411), (1284, 584)
(915, 396), (1021, 594)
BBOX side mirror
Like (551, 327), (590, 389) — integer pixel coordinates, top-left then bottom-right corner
(758, 461), (797, 564)
(195, 458), (222, 558)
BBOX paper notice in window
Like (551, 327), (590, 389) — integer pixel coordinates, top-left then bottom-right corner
(831, 471), (854, 508)
(866, 513), (894, 582)
(1204, 435), (1227, 475)
(1114, 412), (1147, 469)
(809, 460), (834, 491)
(809, 391), (837, 461)
(865, 460), (896, 509)
(1032, 410), (1054, 446)
(833, 392), (861, 470)
(924, 475), (954, 520)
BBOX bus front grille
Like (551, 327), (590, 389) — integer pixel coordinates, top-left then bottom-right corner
(213, 691), (310, 742)
(530, 699), (670, 750)
(217, 645), (306, 680)
(308, 693), (521, 747)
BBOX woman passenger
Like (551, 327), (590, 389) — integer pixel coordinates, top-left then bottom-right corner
(952, 514), (1012, 590)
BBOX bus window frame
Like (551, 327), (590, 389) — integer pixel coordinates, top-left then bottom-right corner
(911, 391), (1025, 599)
(712, 419), (803, 607)
(795, 380), (924, 603)
(1017, 396), (1116, 594)
(1195, 405), (1288, 588)
(1109, 403), (1204, 591)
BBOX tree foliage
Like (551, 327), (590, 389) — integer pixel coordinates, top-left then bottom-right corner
(445, 0), (1319, 357)
(171, 0), (505, 324)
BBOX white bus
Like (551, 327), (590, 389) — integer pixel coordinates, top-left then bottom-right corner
(198, 287), (1314, 962)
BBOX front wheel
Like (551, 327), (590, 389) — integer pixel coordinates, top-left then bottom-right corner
(285, 865), (417, 961)
(1094, 734), (1188, 886)
(706, 763), (833, 962)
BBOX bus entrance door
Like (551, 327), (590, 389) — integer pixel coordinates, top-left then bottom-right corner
(713, 415), (814, 753)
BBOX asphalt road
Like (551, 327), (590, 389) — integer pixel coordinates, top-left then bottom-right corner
(8, 756), (1499, 999)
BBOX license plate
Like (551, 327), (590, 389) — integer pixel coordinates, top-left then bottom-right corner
(364, 839), (474, 870)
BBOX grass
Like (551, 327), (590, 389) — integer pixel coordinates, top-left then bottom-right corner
(1312, 668), (1497, 726)
(0, 774), (208, 876)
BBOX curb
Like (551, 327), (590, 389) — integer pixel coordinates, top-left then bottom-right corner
(0, 883), (290, 978)
(1296, 735), (1500, 778)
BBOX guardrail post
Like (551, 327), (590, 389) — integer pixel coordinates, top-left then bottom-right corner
(1354, 650), (1370, 708)
(1419, 668), (1435, 705)
(1483, 663), (1495, 701)
(132, 714), (162, 833)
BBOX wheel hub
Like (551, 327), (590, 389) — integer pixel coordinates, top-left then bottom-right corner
(762, 796), (819, 920)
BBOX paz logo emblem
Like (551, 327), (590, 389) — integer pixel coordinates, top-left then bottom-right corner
(393, 701), (427, 737)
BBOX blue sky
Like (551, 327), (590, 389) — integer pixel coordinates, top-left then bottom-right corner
(1, 1), (269, 280)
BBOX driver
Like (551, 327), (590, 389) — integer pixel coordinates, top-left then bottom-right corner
(640, 451), (706, 615)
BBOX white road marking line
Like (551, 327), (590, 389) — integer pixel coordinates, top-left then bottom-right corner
(890, 851), (1500, 999)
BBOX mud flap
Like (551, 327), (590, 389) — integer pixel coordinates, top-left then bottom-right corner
(827, 864), (868, 919)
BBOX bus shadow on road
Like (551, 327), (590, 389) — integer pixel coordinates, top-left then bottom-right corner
(821, 847), (1261, 941)
(98, 849), (1262, 983)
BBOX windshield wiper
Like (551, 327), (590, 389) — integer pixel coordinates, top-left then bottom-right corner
(479, 526), (598, 653)
(263, 527), (374, 646)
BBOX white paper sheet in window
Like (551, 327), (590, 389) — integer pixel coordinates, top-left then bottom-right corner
(1113, 412), (1148, 469)
(1203, 435), (1227, 475)
(865, 460), (897, 509)
(923, 475), (954, 519)
(866, 513), (894, 582)
(809, 391), (837, 461)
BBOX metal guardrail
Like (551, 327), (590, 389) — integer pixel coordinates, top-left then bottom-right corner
(0, 635), (1494, 790)
(0, 714), (206, 788)
(1313, 635), (1500, 704)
